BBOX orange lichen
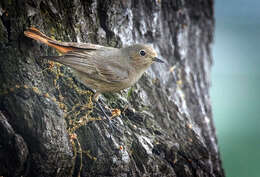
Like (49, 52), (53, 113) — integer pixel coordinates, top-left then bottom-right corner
(111, 108), (121, 118)
(119, 145), (124, 150)
(44, 93), (50, 98)
(187, 123), (192, 129)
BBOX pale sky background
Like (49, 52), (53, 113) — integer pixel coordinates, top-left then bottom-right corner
(212, 1), (260, 177)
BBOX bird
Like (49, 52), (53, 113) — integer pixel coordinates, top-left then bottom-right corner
(24, 27), (164, 130)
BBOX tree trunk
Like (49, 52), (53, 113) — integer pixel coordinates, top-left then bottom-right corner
(0, 0), (224, 176)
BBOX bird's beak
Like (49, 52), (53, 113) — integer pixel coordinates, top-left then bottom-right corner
(153, 57), (164, 63)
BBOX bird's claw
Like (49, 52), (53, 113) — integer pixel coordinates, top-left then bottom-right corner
(96, 101), (117, 133)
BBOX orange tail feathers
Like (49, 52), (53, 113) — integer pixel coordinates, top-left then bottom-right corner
(24, 27), (74, 54)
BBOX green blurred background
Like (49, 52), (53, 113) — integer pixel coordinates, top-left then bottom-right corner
(212, 0), (260, 177)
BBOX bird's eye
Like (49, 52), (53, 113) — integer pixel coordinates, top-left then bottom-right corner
(139, 50), (146, 56)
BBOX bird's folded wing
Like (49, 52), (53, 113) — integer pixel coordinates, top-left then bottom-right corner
(42, 50), (129, 83)
(48, 40), (108, 50)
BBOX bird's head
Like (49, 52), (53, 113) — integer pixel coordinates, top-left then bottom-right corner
(124, 44), (164, 70)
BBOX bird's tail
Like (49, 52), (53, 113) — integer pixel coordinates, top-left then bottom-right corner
(24, 27), (74, 53)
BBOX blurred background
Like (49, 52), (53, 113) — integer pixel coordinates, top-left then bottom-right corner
(212, 0), (260, 177)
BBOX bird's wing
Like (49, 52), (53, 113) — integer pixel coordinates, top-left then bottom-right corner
(48, 40), (108, 50)
(42, 50), (129, 83)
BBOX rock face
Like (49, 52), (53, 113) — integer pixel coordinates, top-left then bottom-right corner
(0, 0), (224, 177)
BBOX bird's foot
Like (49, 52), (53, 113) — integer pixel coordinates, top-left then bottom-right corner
(96, 101), (117, 133)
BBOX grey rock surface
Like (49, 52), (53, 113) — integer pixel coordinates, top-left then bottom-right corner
(0, 0), (224, 176)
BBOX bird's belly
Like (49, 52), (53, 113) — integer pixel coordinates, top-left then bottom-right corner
(73, 70), (131, 93)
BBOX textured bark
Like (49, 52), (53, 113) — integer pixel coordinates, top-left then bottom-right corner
(0, 0), (224, 177)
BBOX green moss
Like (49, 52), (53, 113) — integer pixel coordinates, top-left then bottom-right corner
(127, 87), (135, 100)
(103, 92), (119, 103)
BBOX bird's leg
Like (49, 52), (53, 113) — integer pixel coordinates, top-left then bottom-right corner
(84, 87), (116, 133)
(93, 92), (115, 132)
